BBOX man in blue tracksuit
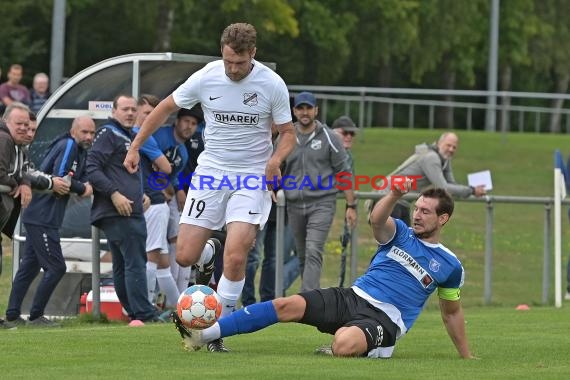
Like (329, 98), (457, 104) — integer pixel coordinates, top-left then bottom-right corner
(87, 95), (160, 323)
(4, 115), (96, 328)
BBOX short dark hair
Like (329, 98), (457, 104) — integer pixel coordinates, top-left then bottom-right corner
(138, 94), (160, 108)
(220, 23), (256, 54)
(112, 94), (136, 109)
(420, 187), (454, 217)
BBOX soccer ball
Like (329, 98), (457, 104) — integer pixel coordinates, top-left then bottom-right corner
(176, 285), (222, 329)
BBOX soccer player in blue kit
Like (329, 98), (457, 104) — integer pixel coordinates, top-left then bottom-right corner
(175, 179), (475, 359)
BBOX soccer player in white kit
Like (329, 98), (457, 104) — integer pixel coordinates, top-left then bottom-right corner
(124, 23), (296, 352)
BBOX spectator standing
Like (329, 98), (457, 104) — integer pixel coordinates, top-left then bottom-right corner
(87, 94), (161, 323)
(0, 103), (32, 256)
(0, 102), (31, 328)
(4, 116), (95, 328)
(124, 23), (296, 351)
(29, 73), (51, 114)
(331, 115), (359, 172)
(282, 92), (357, 292)
(0, 64), (31, 107)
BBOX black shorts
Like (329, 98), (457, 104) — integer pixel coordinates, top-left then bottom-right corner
(298, 287), (398, 353)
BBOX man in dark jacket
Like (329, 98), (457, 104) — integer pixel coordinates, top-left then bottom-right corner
(0, 103), (33, 284)
(0, 103), (32, 231)
(3, 116), (95, 328)
(87, 94), (160, 323)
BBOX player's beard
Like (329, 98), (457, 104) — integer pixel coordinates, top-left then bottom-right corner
(413, 225), (437, 240)
(297, 116), (315, 129)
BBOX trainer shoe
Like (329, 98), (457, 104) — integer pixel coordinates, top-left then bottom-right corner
(564, 292), (570, 301)
(207, 338), (230, 353)
(0, 318), (16, 330)
(27, 316), (61, 328)
(314, 345), (333, 356)
(142, 313), (166, 324)
(4, 316), (27, 329)
(195, 238), (221, 286)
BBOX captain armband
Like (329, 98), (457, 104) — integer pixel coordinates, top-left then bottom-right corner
(437, 287), (461, 301)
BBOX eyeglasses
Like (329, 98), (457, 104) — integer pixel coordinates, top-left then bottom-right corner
(341, 131), (355, 137)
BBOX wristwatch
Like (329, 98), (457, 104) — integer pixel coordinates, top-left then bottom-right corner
(346, 203), (357, 210)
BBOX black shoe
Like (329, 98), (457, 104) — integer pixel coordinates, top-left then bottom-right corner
(27, 316), (61, 328)
(142, 314), (166, 324)
(195, 238), (221, 286)
(0, 318), (16, 330)
(207, 338), (230, 352)
(5, 316), (27, 329)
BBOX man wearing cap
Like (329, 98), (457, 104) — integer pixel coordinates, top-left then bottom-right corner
(280, 91), (357, 292)
(331, 115), (359, 173)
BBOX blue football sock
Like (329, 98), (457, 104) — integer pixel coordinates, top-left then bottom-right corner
(218, 301), (279, 338)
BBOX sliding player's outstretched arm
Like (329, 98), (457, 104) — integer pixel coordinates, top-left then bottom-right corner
(370, 178), (413, 243)
(439, 298), (476, 359)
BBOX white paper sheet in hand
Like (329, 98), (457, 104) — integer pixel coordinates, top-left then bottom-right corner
(467, 170), (493, 191)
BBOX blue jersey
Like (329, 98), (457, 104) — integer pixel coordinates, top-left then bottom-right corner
(137, 126), (189, 202)
(353, 219), (464, 331)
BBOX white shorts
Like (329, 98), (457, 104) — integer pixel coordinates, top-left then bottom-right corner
(167, 196), (180, 240)
(179, 166), (272, 230)
(144, 202), (170, 254)
(60, 241), (107, 261)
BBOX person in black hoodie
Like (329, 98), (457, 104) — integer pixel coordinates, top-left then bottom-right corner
(0, 103), (32, 293)
(87, 94), (160, 323)
(3, 116), (95, 328)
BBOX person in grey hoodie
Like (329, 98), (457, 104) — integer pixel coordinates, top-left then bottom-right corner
(282, 92), (357, 292)
(366, 132), (486, 226)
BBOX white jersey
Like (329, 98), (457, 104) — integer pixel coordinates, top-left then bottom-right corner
(172, 59), (292, 174)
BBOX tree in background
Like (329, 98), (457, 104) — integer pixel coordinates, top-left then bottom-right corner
(0, 1), (51, 84)
(344, 0), (419, 126)
(495, 0), (541, 132)
(531, 0), (570, 133)
(2, 0), (570, 131)
(409, 0), (487, 129)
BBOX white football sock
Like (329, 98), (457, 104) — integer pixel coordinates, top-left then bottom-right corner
(156, 268), (181, 309)
(176, 266), (192, 291)
(146, 261), (158, 303)
(169, 243), (179, 279)
(201, 323), (221, 343)
(216, 273), (245, 317)
(197, 241), (214, 269)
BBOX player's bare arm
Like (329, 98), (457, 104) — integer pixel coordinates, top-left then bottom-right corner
(370, 178), (413, 243)
(439, 298), (476, 359)
(265, 121), (295, 188)
(124, 95), (179, 173)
